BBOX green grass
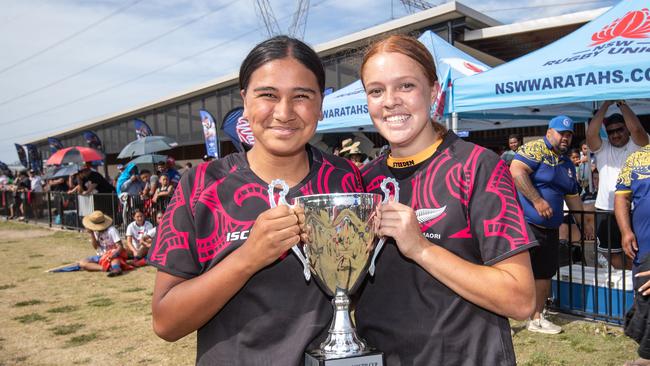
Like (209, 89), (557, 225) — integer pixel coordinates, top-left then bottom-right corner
(86, 298), (113, 307)
(122, 286), (146, 293)
(13, 313), (47, 324)
(13, 299), (43, 307)
(65, 333), (98, 347)
(50, 323), (84, 336)
(46, 305), (79, 314)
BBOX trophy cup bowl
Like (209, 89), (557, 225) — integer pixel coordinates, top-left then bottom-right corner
(294, 193), (385, 366)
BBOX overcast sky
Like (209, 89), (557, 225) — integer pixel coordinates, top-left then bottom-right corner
(0, 0), (617, 164)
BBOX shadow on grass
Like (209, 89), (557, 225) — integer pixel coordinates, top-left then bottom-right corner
(0, 284), (17, 290)
(50, 323), (85, 336)
(28, 254), (44, 258)
(14, 313), (47, 324)
(122, 287), (146, 293)
(14, 299), (44, 307)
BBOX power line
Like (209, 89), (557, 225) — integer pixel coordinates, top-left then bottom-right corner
(0, 0), (144, 76)
(0, 0), (333, 133)
(0, 0), (238, 108)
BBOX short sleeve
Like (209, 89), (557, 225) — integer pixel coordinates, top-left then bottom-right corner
(616, 152), (636, 193)
(469, 155), (537, 265)
(147, 172), (200, 279)
(513, 140), (543, 171)
(567, 164), (580, 196)
(108, 226), (122, 243)
(125, 223), (135, 237)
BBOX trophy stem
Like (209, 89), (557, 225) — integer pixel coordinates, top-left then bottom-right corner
(320, 288), (368, 358)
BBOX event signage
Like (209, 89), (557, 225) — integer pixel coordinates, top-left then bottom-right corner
(83, 131), (103, 151)
(14, 143), (28, 168)
(134, 119), (153, 140)
(221, 107), (255, 152)
(25, 144), (42, 173)
(452, 0), (650, 113)
(47, 137), (64, 154)
(198, 110), (220, 158)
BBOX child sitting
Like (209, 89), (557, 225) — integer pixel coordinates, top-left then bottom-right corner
(125, 209), (153, 266)
(79, 210), (132, 277)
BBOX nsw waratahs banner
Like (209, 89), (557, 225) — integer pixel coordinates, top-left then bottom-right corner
(199, 110), (220, 158)
(134, 119), (153, 140)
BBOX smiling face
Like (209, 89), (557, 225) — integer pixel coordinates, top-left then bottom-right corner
(362, 52), (438, 157)
(241, 57), (322, 158)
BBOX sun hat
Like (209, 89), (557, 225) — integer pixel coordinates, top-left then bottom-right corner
(82, 210), (113, 231)
(340, 139), (363, 155)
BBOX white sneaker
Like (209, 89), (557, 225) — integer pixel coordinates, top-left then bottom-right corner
(527, 314), (562, 334)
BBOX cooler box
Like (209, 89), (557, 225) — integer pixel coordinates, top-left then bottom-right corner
(552, 264), (634, 320)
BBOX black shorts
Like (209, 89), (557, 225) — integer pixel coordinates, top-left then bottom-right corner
(529, 224), (560, 279)
(596, 210), (622, 254)
(625, 253), (650, 359)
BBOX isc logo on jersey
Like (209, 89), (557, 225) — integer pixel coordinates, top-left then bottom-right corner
(226, 230), (250, 242)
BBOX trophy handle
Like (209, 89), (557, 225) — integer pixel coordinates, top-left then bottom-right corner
(369, 177), (400, 276)
(268, 179), (311, 281)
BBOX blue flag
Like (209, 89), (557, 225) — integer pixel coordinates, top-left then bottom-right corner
(47, 137), (64, 154)
(83, 131), (103, 151)
(134, 119), (153, 140)
(199, 110), (220, 158)
(222, 107), (254, 152)
(14, 143), (28, 168)
(25, 144), (42, 173)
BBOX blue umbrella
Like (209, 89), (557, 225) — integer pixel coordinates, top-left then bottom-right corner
(117, 136), (178, 159)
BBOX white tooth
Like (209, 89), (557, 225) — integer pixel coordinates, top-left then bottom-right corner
(385, 115), (408, 123)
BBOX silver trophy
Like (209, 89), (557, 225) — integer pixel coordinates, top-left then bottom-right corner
(268, 178), (400, 365)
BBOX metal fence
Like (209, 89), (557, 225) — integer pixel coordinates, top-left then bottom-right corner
(0, 190), (170, 236)
(0, 191), (635, 324)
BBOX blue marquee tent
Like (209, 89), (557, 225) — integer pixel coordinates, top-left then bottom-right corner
(451, 0), (650, 113)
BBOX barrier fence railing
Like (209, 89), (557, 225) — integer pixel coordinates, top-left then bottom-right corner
(0, 190), (170, 237)
(0, 192), (635, 324)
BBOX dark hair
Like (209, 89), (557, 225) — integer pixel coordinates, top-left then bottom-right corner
(239, 35), (325, 93)
(132, 208), (143, 216)
(604, 113), (625, 127)
(140, 169), (151, 175)
(508, 134), (520, 141)
(185, 162), (192, 168)
(569, 148), (581, 156)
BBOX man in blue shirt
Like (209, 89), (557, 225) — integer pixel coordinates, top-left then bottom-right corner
(511, 115), (594, 334)
(615, 144), (650, 366)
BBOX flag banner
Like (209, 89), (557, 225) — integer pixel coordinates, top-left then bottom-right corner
(222, 107), (255, 152)
(0, 160), (9, 173)
(83, 131), (103, 151)
(199, 110), (220, 158)
(14, 143), (28, 168)
(47, 137), (64, 154)
(25, 144), (42, 172)
(134, 119), (153, 140)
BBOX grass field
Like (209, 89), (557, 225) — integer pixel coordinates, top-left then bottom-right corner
(0, 220), (641, 365)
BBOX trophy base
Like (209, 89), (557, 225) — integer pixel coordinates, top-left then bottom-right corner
(304, 349), (384, 366)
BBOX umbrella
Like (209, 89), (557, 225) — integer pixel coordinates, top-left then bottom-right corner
(46, 146), (104, 165)
(127, 154), (167, 167)
(117, 136), (178, 159)
(44, 164), (80, 179)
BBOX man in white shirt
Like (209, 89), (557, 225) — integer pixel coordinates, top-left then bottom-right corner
(587, 100), (649, 269)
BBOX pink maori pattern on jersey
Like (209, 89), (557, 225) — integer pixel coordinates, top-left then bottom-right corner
(413, 150), (451, 231)
(483, 159), (530, 250)
(301, 157), (363, 196)
(149, 183), (189, 266)
(195, 181), (261, 263)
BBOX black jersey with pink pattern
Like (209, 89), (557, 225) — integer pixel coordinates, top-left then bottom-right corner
(355, 132), (537, 366)
(147, 145), (363, 366)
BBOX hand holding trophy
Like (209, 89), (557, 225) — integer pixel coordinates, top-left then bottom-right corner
(268, 178), (400, 366)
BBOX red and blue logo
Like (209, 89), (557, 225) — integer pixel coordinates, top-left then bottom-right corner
(591, 8), (650, 46)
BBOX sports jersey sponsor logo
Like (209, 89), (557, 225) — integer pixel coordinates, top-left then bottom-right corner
(226, 230), (250, 242)
(392, 160), (415, 168)
(415, 207), (447, 224)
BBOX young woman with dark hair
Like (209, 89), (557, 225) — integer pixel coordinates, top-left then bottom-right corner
(148, 36), (363, 365)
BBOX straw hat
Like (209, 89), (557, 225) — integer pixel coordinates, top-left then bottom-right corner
(82, 210), (113, 231)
